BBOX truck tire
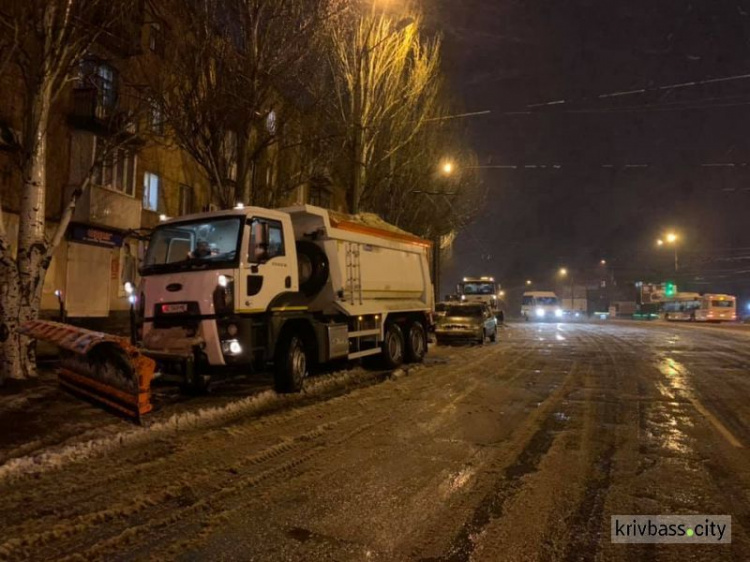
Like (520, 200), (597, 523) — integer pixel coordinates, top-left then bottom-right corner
(296, 241), (329, 297)
(381, 323), (405, 369)
(274, 334), (307, 393)
(490, 326), (497, 342)
(405, 321), (427, 363)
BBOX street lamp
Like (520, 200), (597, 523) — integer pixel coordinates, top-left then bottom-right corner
(656, 232), (680, 272)
(600, 259), (607, 266)
(558, 268), (574, 311)
(440, 160), (455, 176)
(124, 282), (137, 345)
(525, 279), (532, 286)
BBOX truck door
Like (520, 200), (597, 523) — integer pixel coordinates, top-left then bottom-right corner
(237, 216), (297, 313)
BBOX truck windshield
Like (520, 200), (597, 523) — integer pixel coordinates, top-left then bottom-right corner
(537, 297), (559, 306)
(141, 217), (242, 275)
(460, 282), (496, 295)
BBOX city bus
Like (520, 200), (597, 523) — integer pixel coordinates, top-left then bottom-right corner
(662, 293), (737, 322)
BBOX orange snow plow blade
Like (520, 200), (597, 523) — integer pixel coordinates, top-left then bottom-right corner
(19, 320), (155, 421)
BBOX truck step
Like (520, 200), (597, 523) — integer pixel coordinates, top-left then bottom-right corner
(348, 348), (381, 360)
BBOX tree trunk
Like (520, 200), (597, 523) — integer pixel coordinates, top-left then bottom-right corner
(3, 86), (54, 381)
(0, 262), (34, 383)
(349, 124), (365, 214)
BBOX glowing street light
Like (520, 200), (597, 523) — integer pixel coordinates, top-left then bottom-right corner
(440, 160), (455, 175)
(559, 267), (568, 277)
(600, 259), (607, 266)
(656, 231), (680, 272)
(526, 279), (532, 286)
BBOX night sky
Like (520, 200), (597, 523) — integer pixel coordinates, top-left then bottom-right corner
(429, 0), (750, 300)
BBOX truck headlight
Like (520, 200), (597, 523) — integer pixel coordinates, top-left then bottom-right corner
(221, 339), (243, 355)
(536, 308), (545, 318)
(213, 276), (234, 314)
(555, 308), (563, 318)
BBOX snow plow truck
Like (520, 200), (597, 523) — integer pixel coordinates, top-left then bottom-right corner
(21, 205), (434, 420)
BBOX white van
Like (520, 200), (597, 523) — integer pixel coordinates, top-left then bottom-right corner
(522, 291), (563, 321)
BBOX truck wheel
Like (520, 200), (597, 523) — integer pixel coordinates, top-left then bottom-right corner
(274, 334), (307, 393)
(382, 323), (405, 369)
(405, 321), (427, 363)
(490, 327), (498, 342)
(296, 241), (329, 297)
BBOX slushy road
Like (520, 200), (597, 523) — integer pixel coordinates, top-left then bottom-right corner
(0, 322), (748, 561)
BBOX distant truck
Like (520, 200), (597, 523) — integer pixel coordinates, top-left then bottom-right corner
(521, 291), (563, 321)
(138, 205), (434, 392)
(456, 276), (505, 320)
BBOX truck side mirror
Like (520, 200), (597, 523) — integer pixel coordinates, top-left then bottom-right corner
(249, 219), (271, 264)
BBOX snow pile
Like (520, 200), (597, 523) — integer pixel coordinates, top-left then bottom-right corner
(0, 366), (390, 483)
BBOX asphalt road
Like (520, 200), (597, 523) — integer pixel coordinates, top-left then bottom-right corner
(0, 321), (749, 561)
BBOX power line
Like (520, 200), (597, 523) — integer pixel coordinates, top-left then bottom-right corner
(526, 71), (750, 109)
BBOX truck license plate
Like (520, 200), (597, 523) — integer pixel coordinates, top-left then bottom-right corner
(162, 304), (188, 314)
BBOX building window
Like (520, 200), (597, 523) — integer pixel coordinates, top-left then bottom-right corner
(149, 22), (164, 55)
(149, 99), (164, 135)
(77, 59), (118, 109)
(93, 137), (136, 196)
(179, 184), (194, 216)
(143, 172), (161, 211)
(308, 182), (332, 208)
(266, 110), (277, 135)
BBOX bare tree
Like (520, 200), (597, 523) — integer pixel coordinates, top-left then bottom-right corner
(327, 11), (442, 213)
(148, 0), (335, 210)
(368, 104), (486, 240)
(0, 0), (133, 383)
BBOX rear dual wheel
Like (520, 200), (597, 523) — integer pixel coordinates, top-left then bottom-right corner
(381, 323), (405, 369)
(405, 321), (427, 363)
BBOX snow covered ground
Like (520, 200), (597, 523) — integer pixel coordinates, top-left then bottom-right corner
(1, 323), (749, 561)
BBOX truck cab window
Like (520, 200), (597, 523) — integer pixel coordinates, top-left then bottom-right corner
(249, 219), (285, 263)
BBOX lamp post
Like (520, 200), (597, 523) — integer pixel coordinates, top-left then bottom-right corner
(124, 282), (137, 345)
(54, 290), (66, 323)
(656, 232), (679, 273)
(558, 267), (574, 311)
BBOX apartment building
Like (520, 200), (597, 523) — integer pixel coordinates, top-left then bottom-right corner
(0, 6), (341, 320)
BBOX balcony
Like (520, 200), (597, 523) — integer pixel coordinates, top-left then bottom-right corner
(70, 88), (135, 136)
(73, 184), (142, 231)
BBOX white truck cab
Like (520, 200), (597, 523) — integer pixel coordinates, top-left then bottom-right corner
(138, 205), (433, 392)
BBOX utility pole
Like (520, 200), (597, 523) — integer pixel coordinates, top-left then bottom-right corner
(432, 235), (441, 304)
